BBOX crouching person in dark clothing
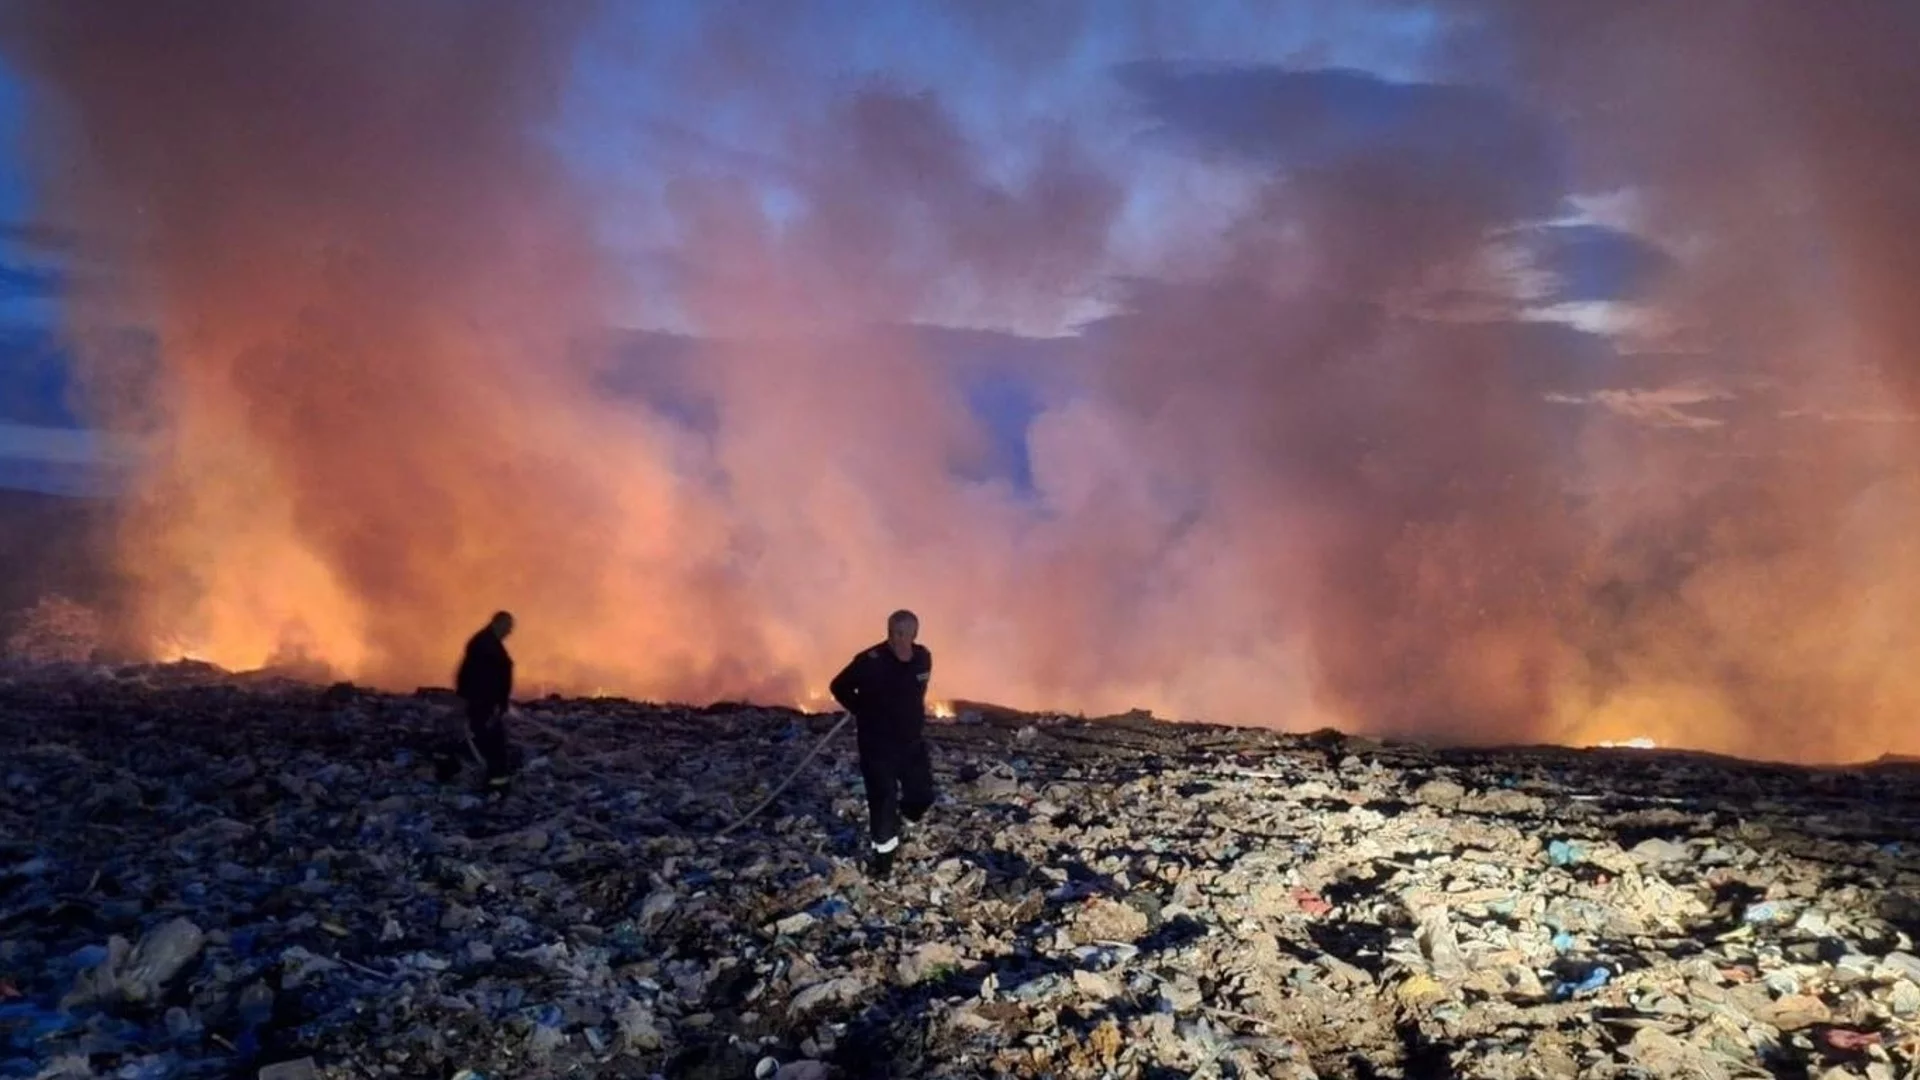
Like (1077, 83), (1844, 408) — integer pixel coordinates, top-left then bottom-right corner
(456, 610), (516, 789)
(830, 609), (934, 879)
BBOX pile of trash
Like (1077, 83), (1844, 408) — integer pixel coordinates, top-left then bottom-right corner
(5, 662), (1920, 1078)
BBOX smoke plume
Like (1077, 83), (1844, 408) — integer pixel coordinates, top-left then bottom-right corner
(4, 1), (1920, 762)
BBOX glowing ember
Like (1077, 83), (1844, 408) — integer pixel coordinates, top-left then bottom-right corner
(1596, 737), (1658, 750)
(931, 700), (956, 720)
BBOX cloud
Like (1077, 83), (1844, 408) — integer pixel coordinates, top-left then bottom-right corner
(1118, 61), (1564, 223)
(1544, 385), (1733, 430)
(1526, 223), (1673, 303)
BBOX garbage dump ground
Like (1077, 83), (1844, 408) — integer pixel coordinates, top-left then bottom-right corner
(7, 663), (1920, 1079)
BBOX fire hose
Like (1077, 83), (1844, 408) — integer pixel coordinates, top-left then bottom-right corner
(713, 711), (852, 838)
(464, 705), (855, 838)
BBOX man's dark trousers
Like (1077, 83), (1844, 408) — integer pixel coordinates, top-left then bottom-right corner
(466, 699), (512, 780)
(860, 734), (934, 854)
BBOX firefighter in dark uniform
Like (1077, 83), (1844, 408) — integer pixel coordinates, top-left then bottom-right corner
(829, 609), (934, 878)
(455, 610), (516, 788)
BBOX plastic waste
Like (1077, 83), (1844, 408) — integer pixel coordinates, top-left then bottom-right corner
(1547, 839), (1586, 867)
(1551, 964), (1612, 1001)
(3, 664), (1916, 1078)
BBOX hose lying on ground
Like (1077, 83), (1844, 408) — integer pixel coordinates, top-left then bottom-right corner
(467, 704), (855, 837)
(714, 712), (853, 838)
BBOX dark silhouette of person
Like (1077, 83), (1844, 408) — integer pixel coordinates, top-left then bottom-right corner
(455, 610), (516, 787)
(830, 609), (934, 878)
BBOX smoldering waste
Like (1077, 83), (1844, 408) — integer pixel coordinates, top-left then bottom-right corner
(3, 664), (1920, 1078)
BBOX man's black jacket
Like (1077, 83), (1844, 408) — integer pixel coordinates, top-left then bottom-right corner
(829, 642), (931, 763)
(455, 628), (513, 711)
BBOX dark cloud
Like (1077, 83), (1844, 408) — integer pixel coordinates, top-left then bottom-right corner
(1527, 223), (1672, 303)
(1119, 61), (1565, 224)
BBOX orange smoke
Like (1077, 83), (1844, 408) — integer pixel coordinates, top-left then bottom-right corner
(0, 1), (790, 699)
(0, 1), (1133, 715)
(4, 2), (1920, 765)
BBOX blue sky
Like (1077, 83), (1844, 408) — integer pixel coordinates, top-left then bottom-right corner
(0, 60), (42, 328)
(0, 56), (87, 493)
(0, 63), (24, 225)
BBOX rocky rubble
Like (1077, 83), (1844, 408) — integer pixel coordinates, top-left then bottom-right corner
(5, 663), (1920, 1077)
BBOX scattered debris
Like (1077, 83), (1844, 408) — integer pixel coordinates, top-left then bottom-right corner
(3, 662), (1920, 1077)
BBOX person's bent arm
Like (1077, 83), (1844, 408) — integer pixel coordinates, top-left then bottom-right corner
(829, 654), (865, 713)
